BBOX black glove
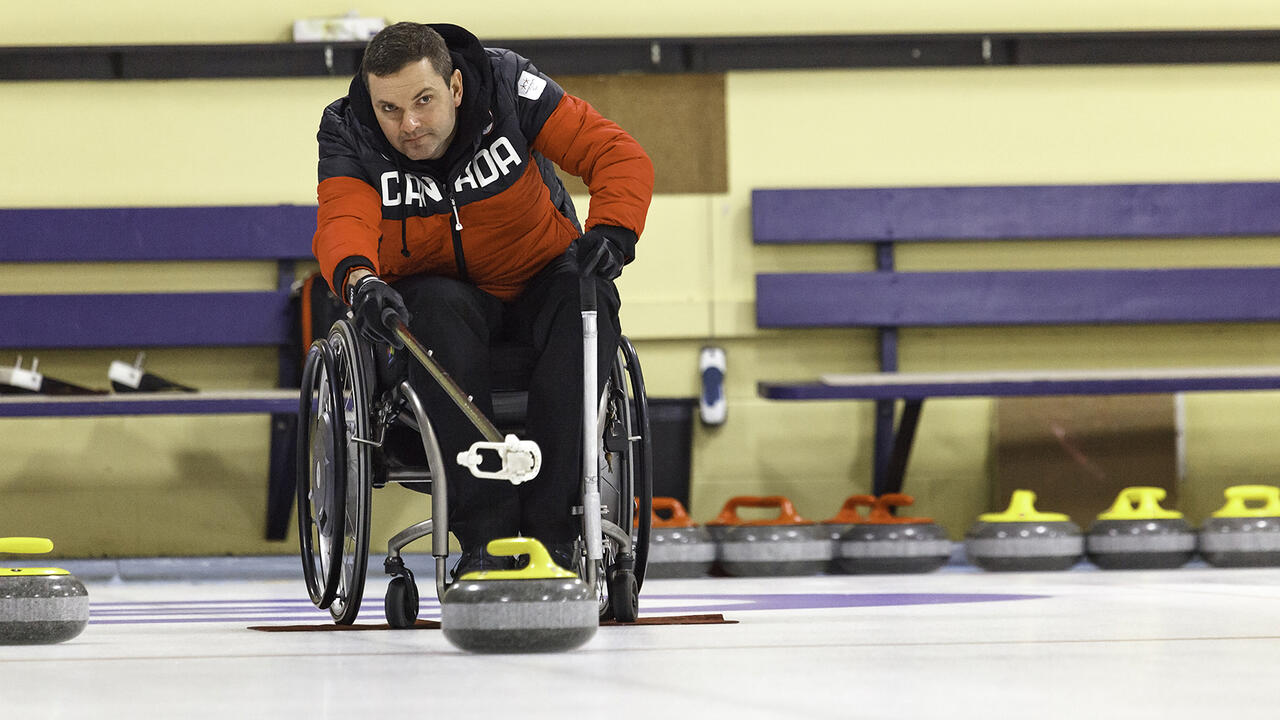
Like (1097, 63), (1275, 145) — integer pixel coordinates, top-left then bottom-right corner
(349, 274), (409, 348)
(576, 225), (637, 280)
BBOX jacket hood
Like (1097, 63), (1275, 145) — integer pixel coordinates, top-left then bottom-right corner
(347, 23), (493, 174)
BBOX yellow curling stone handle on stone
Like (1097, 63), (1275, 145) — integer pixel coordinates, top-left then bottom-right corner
(1097, 487), (1183, 521)
(0, 537), (69, 577)
(460, 537), (578, 581)
(1211, 485), (1280, 518)
(979, 490), (1070, 523)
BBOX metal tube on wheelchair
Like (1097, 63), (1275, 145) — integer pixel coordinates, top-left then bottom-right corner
(386, 314), (502, 443)
(398, 381), (452, 597)
(581, 275), (604, 580)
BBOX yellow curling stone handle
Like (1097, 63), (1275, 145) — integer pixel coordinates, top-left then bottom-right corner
(459, 537), (578, 581)
(1211, 485), (1280, 518)
(2, 567), (70, 577)
(0, 537), (55, 555)
(0, 538), (69, 576)
(1097, 487), (1183, 521)
(979, 490), (1070, 523)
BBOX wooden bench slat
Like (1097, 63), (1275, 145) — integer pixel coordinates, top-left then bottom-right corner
(0, 292), (294, 349)
(0, 206), (317, 262)
(0, 389), (300, 417)
(756, 268), (1280, 328)
(752, 183), (1280, 243)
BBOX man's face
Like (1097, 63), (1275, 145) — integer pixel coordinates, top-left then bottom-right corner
(367, 59), (463, 161)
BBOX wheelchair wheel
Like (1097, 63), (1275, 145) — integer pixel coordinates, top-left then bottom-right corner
(596, 336), (652, 621)
(608, 566), (640, 623)
(324, 319), (374, 625)
(297, 339), (346, 609)
(384, 573), (420, 629)
(621, 336), (653, 591)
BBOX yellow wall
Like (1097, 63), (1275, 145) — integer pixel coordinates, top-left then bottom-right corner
(8, 0), (1280, 44)
(3, 3), (1280, 556)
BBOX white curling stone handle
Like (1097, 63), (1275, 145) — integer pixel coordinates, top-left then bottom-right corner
(457, 434), (542, 485)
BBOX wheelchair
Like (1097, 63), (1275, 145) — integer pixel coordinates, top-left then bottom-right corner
(295, 282), (653, 626)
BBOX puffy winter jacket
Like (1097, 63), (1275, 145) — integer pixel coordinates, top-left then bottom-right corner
(312, 23), (654, 301)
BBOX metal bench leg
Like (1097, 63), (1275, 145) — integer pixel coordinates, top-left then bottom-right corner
(872, 399), (896, 493)
(264, 412), (297, 541)
(872, 399), (924, 497)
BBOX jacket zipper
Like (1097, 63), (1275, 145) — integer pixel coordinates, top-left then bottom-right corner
(448, 191), (469, 283)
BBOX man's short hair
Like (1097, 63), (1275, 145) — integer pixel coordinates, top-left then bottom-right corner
(361, 22), (453, 82)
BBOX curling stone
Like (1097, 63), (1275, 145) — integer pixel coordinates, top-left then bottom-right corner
(440, 537), (596, 653)
(0, 537), (89, 645)
(646, 497), (716, 578)
(822, 495), (874, 573)
(835, 494), (953, 574)
(710, 496), (832, 576)
(1199, 485), (1280, 568)
(964, 490), (1083, 571)
(1086, 487), (1197, 570)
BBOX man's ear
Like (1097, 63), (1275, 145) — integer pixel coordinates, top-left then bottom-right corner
(451, 69), (463, 107)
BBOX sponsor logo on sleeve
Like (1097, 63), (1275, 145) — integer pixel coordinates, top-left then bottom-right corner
(517, 71), (547, 101)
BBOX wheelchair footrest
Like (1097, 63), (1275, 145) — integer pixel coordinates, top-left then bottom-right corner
(456, 434), (542, 485)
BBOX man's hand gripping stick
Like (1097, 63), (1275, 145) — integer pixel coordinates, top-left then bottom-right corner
(385, 310), (541, 485)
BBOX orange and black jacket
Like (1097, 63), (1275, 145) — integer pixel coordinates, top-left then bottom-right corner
(313, 23), (654, 302)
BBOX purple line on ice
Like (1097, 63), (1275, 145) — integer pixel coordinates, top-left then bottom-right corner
(87, 592), (1044, 625)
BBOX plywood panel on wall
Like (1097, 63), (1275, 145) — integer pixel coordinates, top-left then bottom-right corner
(993, 395), (1178, 521)
(556, 74), (726, 195)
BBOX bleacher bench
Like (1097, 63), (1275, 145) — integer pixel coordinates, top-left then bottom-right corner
(0, 205), (316, 540)
(753, 182), (1280, 496)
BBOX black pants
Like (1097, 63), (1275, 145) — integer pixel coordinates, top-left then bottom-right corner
(391, 258), (621, 550)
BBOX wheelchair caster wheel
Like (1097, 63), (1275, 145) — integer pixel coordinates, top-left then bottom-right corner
(385, 574), (419, 629)
(606, 569), (639, 623)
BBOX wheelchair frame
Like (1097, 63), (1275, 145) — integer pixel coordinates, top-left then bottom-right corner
(297, 279), (653, 626)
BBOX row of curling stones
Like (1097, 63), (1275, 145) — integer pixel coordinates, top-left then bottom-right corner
(966, 485), (1280, 571)
(645, 497), (716, 578)
(440, 537), (596, 653)
(1200, 484), (1280, 567)
(825, 494), (951, 574)
(0, 537), (89, 645)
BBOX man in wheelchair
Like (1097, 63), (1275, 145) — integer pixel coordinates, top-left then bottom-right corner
(311, 22), (653, 580)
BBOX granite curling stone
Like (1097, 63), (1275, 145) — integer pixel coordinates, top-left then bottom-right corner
(441, 537), (596, 653)
(835, 494), (952, 574)
(645, 497), (716, 578)
(0, 537), (89, 645)
(1086, 486), (1196, 570)
(1199, 485), (1280, 568)
(710, 496), (832, 577)
(964, 490), (1083, 571)
(821, 494), (874, 573)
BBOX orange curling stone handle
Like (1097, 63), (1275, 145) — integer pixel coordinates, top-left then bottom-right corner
(707, 495), (813, 526)
(651, 497), (699, 529)
(824, 495), (876, 524)
(866, 494), (936, 525)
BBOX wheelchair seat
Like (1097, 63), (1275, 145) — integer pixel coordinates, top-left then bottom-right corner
(371, 341), (533, 487)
